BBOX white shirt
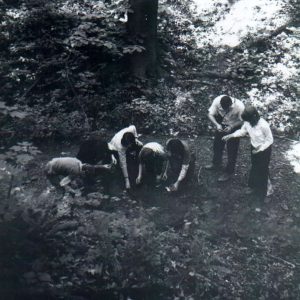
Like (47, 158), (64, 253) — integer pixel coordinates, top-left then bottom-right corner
(232, 118), (273, 152)
(46, 157), (82, 175)
(108, 125), (141, 178)
(208, 95), (245, 127)
(109, 125), (138, 152)
(142, 142), (165, 155)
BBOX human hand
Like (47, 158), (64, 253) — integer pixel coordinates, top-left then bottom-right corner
(102, 164), (112, 170)
(216, 124), (223, 132)
(111, 155), (117, 165)
(223, 125), (232, 133)
(156, 175), (162, 182)
(136, 176), (141, 185)
(125, 178), (131, 190)
(167, 182), (179, 192)
(222, 135), (231, 142)
(252, 148), (260, 154)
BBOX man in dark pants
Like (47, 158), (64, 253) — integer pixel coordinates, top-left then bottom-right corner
(205, 95), (245, 182)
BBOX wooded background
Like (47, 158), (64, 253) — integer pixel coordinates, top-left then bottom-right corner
(0, 0), (299, 140)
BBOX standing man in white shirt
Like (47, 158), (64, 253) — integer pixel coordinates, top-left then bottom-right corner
(108, 125), (143, 190)
(206, 95), (245, 182)
(222, 106), (273, 199)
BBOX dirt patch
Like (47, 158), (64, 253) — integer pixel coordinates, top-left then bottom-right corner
(0, 135), (299, 299)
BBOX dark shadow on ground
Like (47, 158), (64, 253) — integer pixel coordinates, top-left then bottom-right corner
(0, 135), (299, 299)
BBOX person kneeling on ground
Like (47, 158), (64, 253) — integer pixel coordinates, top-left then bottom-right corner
(45, 157), (112, 186)
(46, 157), (83, 176)
(136, 142), (168, 186)
(222, 106), (274, 199)
(163, 138), (195, 192)
(206, 94), (245, 182)
(108, 125), (143, 190)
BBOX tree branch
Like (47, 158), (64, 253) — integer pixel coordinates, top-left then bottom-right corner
(267, 254), (297, 269)
(236, 23), (294, 50)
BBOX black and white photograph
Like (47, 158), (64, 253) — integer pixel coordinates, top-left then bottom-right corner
(0, 0), (299, 299)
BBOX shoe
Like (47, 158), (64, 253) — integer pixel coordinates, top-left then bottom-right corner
(205, 164), (221, 171)
(217, 173), (231, 182)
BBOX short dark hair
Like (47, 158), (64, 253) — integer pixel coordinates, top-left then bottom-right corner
(121, 132), (136, 147)
(241, 106), (260, 126)
(220, 96), (232, 110)
(166, 138), (184, 157)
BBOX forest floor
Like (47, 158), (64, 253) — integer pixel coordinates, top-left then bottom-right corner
(0, 135), (300, 299)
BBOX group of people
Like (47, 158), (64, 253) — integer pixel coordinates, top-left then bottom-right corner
(46, 94), (274, 200)
(206, 95), (273, 199)
(82, 124), (196, 192)
(46, 125), (195, 193)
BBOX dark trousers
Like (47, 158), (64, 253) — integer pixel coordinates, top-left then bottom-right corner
(126, 144), (143, 187)
(112, 144), (143, 188)
(248, 145), (272, 198)
(212, 129), (240, 174)
(143, 157), (165, 186)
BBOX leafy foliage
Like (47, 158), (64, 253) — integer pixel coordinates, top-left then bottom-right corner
(0, 0), (209, 138)
(0, 0), (299, 138)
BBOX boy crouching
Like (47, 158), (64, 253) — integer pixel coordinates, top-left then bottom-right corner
(45, 157), (112, 187)
(45, 157), (83, 176)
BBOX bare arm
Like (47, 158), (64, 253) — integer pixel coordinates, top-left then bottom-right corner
(231, 119), (243, 129)
(224, 119), (243, 132)
(168, 164), (189, 192)
(208, 113), (223, 131)
(119, 150), (130, 189)
(171, 164), (189, 191)
(136, 163), (144, 184)
(162, 160), (169, 180)
(223, 125), (247, 141)
(111, 154), (117, 165)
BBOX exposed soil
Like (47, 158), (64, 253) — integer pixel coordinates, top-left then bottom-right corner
(0, 135), (299, 299)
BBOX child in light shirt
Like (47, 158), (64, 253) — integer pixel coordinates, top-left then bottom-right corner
(223, 106), (273, 199)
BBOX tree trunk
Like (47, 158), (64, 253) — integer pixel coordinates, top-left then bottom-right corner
(127, 0), (158, 78)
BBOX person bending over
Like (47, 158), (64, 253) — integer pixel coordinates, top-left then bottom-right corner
(45, 157), (83, 176)
(206, 95), (245, 182)
(163, 138), (195, 192)
(77, 136), (115, 165)
(222, 106), (273, 199)
(45, 157), (111, 186)
(136, 142), (167, 186)
(108, 125), (143, 190)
